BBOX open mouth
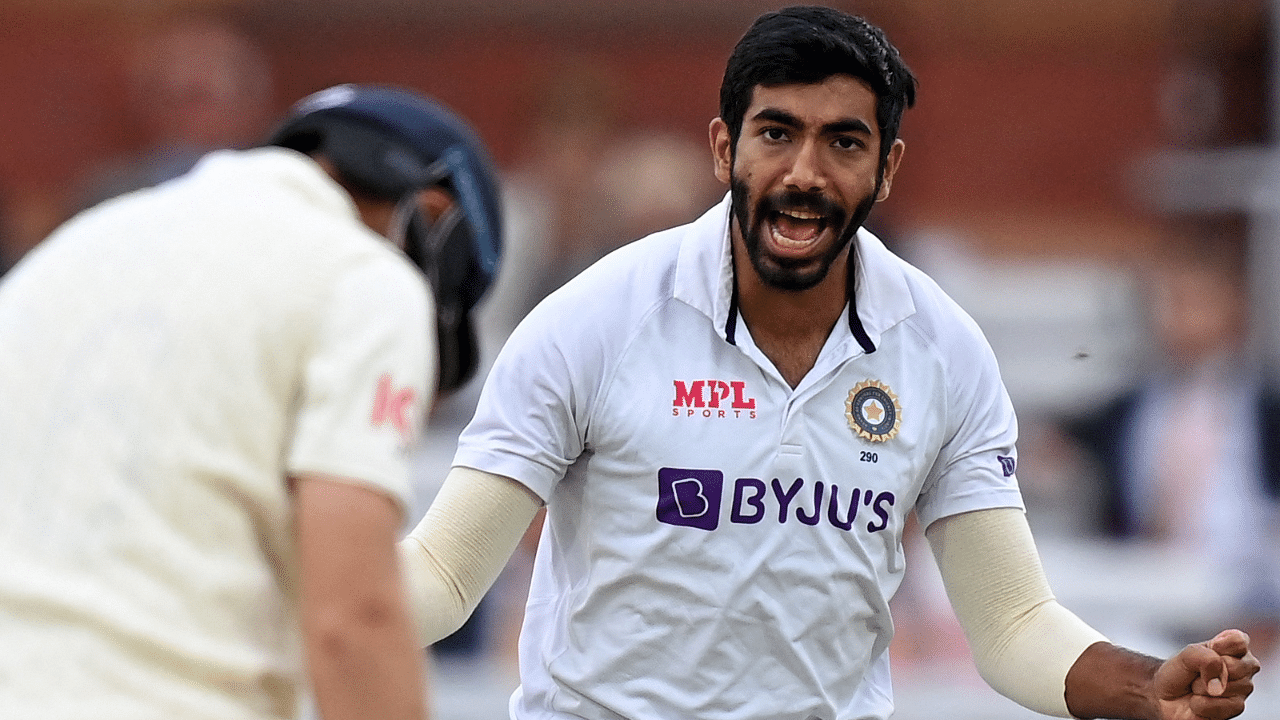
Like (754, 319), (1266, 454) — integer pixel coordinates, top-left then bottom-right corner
(767, 208), (830, 256)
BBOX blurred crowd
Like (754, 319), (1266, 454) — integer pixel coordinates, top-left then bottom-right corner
(885, 213), (1280, 713)
(0, 14), (274, 274)
(2, 8), (1279, 716)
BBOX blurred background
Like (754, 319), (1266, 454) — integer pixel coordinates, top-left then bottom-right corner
(3, 0), (1280, 717)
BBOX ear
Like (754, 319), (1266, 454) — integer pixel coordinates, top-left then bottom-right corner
(417, 186), (454, 223)
(875, 139), (906, 202)
(709, 117), (733, 185)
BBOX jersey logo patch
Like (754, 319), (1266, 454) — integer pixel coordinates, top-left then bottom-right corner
(671, 379), (758, 419)
(657, 468), (724, 530)
(656, 467), (897, 534)
(372, 373), (416, 440)
(846, 379), (901, 443)
(998, 455), (1016, 477)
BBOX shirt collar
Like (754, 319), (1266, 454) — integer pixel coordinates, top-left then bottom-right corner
(673, 192), (916, 356)
(192, 147), (362, 223)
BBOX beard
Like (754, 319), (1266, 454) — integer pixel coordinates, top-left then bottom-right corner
(730, 174), (878, 292)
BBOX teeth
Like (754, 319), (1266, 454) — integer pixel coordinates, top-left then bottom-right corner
(781, 210), (822, 220)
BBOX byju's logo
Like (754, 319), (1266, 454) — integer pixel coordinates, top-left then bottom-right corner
(657, 467), (897, 534)
(656, 468), (723, 530)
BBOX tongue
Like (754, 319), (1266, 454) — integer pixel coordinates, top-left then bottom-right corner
(773, 214), (821, 244)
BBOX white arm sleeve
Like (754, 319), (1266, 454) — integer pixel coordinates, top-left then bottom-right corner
(398, 466), (543, 647)
(926, 507), (1108, 718)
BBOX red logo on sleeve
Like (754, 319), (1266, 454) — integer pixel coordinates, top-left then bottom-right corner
(372, 373), (417, 440)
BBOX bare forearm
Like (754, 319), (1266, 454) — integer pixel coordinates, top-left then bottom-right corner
(1065, 641), (1163, 720)
(1068, 630), (1257, 720)
(304, 598), (426, 720)
(292, 474), (430, 720)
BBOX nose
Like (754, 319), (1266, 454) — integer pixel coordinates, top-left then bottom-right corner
(783, 139), (826, 193)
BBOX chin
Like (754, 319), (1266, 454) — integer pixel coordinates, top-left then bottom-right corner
(752, 255), (832, 292)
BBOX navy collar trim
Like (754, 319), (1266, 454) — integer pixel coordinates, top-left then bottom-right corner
(724, 249), (877, 355)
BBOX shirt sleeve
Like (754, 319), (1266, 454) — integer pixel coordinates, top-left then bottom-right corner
(287, 256), (434, 512)
(452, 289), (600, 502)
(914, 313), (1025, 528)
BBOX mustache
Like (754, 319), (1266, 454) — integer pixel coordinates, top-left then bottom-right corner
(759, 190), (845, 223)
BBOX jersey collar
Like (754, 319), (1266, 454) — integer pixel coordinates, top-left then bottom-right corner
(673, 192), (916, 356)
(196, 147), (364, 224)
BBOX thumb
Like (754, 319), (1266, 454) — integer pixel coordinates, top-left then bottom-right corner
(1206, 664), (1228, 696)
(1208, 628), (1250, 658)
(1160, 642), (1226, 699)
(1194, 648), (1228, 696)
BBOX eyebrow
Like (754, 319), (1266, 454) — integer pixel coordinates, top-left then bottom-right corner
(752, 107), (873, 136)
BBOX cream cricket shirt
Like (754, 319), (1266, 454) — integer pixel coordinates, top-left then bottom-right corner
(455, 194), (1024, 720)
(0, 148), (433, 719)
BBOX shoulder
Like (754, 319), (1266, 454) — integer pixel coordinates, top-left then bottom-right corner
(173, 150), (429, 323)
(520, 226), (683, 336)
(192, 149), (419, 277)
(880, 248), (996, 364)
(561, 227), (682, 299)
(489, 225), (690, 399)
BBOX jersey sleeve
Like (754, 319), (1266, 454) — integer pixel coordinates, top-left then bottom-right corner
(452, 288), (600, 502)
(914, 313), (1025, 528)
(286, 256), (434, 512)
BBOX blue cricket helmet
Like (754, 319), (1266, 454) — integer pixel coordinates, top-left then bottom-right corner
(267, 84), (503, 392)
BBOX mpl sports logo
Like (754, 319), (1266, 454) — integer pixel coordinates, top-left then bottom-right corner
(672, 379), (757, 419)
(656, 467), (896, 534)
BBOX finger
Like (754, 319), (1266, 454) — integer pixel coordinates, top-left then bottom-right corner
(1206, 666), (1226, 697)
(1222, 652), (1262, 682)
(1182, 644), (1227, 696)
(1156, 643), (1221, 702)
(1192, 665), (1257, 699)
(1208, 629), (1251, 658)
(1189, 692), (1248, 720)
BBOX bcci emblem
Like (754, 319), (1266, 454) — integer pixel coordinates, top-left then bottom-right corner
(846, 380), (902, 443)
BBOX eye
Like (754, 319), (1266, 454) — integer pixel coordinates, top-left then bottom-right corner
(833, 136), (865, 150)
(762, 127), (788, 142)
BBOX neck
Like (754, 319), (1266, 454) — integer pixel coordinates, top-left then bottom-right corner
(731, 233), (852, 341)
(730, 227), (854, 388)
(313, 155), (399, 239)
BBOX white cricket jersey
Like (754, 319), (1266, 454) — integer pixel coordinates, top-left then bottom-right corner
(457, 194), (1023, 720)
(0, 148), (433, 720)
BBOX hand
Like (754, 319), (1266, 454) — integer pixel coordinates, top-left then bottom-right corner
(1153, 629), (1260, 720)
